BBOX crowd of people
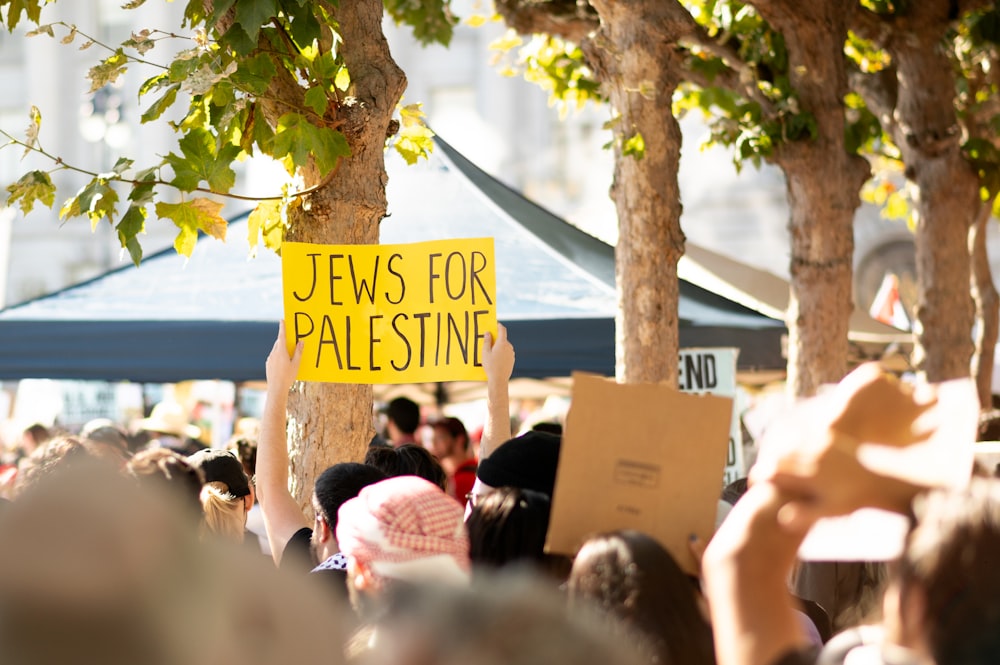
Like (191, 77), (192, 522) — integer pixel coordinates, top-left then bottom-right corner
(0, 321), (998, 665)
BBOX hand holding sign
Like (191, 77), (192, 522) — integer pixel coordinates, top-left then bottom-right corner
(267, 320), (303, 394)
(481, 323), (514, 387)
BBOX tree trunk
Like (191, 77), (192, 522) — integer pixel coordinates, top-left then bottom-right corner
(585, 0), (687, 385)
(970, 197), (998, 408)
(760, 1), (870, 397)
(892, 30), (977, 382)
(282, 0), (407, 505)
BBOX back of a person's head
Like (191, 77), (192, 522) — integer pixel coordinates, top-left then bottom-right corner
(14, 435), (98, 498)
(186, 449), (252, 544)
(336, 475), (469, 587)
(467, 487), (568, 580)
(23, 423), (52, 447)
(366, 571), (646, 665)
(80, 419), (131, 458)
(568, 530), (714, 665)
(900, 478), (1000, 664)
(226, 436), (258, 480)
(314, 462), (387, 532)
(476, 431), (561, 496)
(386, 397), (420, 435)
(126, 448), (204, 518)
(364, 443), (447, 491)
(0, 463), (349, 665)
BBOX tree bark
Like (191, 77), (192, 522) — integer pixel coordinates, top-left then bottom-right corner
(890, 14), (978, 382)
(279, 0), (406, 505)
(970, 197), (998, 407)
(853, 3), (978, 382)
(584, 0), (687, 385)
(758, 0), (870, 396)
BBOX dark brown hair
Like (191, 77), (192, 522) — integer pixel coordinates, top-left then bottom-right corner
(568, 530), (715, 665)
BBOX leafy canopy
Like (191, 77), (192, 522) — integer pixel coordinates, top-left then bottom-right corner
(0, 0), (452, 264)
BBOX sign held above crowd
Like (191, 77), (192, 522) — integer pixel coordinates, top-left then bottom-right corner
(282, 238), (498, 384)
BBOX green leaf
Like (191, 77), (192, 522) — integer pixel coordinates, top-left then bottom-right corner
(164, 128), (240, 192)
(883, 190), (910, 221)
(271, 113), (350, 175)
(384, 0), (456, 46)
(116, 205), (147, 266)
(288, 3), (321, 47)
(250, 103), (276, 155)
(6, 170), (55, 214)
(233, 0), (278, 47)
(156, 198), (228, 257)
(248, 199), (283, 253)
(393, 104), (434, 164)
(168, 55), (201, 84)
(88, 50), (128, 92)
(334, 66), (350, 92)
(3, 0), (45, 31)
(230, 53), (276, 95)
(304, 86), (328, 115)
(140, 83), (180, 123)
(138, 72), (170, 98)
(129, 178), (156, 208)
(622, 132), (646, 160)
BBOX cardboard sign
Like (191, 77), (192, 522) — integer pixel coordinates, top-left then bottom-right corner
(678, 348), (743, 484)
(546, 372), (733, 574)
(282, 238), (497, 384)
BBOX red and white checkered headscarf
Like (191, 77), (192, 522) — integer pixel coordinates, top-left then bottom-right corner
(336, 475), (470, 585)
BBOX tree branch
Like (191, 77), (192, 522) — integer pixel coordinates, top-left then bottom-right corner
(494, 0), (599, 44)
(849, 5), (897, 46)
(849, 66), (899, 141)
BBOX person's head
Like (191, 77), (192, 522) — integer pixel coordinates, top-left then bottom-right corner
(385, 397), (420, 442)
(14, 435), (100, 498)
(0, 462), (349, 665)
(226, 436), (257, 482)
(428, 417), (469, 462)
(137, 401), (201, 447)
(336, 476), (469, 615)
(20, 423), (52, 456)
(470, 431), (561, 514)
(568, 530), (715, 665)
(126, 447), (205, 518)
(80, 420), (131, 460)
(309, 462), (387, 564)
(364, 443), (447, 492)
(366, 572), (646, 665)
(466, 486), (571, 582)
(186, 449), (252, 543)
(885, 478), (1000, 664)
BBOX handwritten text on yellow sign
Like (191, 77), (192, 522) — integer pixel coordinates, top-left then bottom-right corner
(282, 238), (497, 383)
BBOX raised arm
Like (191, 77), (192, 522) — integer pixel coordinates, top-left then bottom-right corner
(702, 481), (815, 665)
(479, 322), (514, 460)
(257, 320), (309, 565)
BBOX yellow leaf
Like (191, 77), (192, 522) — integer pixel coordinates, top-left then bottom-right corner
(189, 197), (227, 240)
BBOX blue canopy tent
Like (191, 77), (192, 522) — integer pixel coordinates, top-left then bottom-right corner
(0, 138), (786, 383)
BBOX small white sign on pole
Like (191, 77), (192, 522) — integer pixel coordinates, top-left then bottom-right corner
(678, 348), (743, 485)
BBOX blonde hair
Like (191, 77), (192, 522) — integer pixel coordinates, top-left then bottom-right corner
(199, 481), (246, 543)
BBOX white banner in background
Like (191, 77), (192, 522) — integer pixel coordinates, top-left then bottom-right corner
(678, 348), (743, 485)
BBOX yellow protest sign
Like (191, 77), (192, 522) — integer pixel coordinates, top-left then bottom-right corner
(282, 238), (497, 384)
